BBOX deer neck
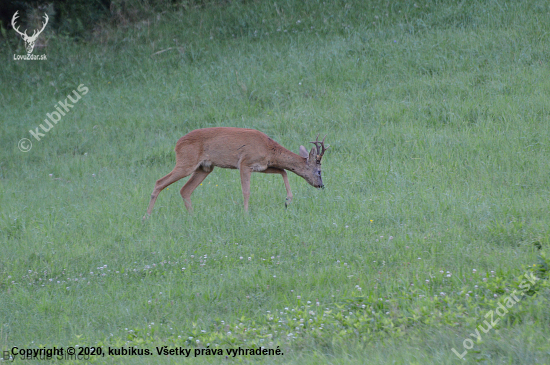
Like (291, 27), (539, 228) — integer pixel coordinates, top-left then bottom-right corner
(269, 147), (308, 177)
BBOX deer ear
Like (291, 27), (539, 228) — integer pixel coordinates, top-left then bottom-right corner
(309, 147), (316, 160)
(299, 145), (309, 159)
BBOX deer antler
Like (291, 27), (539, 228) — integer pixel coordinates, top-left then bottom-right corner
(11, 11), (48, 41)
(11, 11), (28, 38)
(29, 13), (49, 41)
(309, 134), (329, 160)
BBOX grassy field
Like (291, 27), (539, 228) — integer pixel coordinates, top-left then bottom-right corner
(1, 0), (550, 363)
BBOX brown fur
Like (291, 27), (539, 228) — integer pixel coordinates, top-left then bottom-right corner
(144, 127), (327, 217)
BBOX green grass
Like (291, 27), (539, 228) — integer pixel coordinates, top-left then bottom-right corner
(1, 0), (550, 363)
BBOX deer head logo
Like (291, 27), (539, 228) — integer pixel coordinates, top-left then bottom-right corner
(11, 11), (49, 54)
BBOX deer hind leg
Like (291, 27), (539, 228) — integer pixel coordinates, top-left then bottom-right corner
(144, 167), (192, 219)
(262, 167), (293, 207)
(179, 168), (212, 212)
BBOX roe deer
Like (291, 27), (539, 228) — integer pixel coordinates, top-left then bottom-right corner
(144, 127), (328, 218)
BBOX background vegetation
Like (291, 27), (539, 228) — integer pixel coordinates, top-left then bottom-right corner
(1, 0), (550, 363)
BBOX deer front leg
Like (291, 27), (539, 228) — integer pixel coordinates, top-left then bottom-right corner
(239, 162), (252, 212)
(262, 167), (293, 207)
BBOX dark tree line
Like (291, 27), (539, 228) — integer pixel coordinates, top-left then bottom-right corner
(1, 0), (110, 39)
(0, 0), (224, 40)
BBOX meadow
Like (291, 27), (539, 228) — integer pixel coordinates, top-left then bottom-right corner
(1, 0), (550, 363)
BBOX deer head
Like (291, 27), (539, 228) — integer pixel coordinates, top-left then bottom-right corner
(12, 11), (49, 54)
(298, 134), (329, 188)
